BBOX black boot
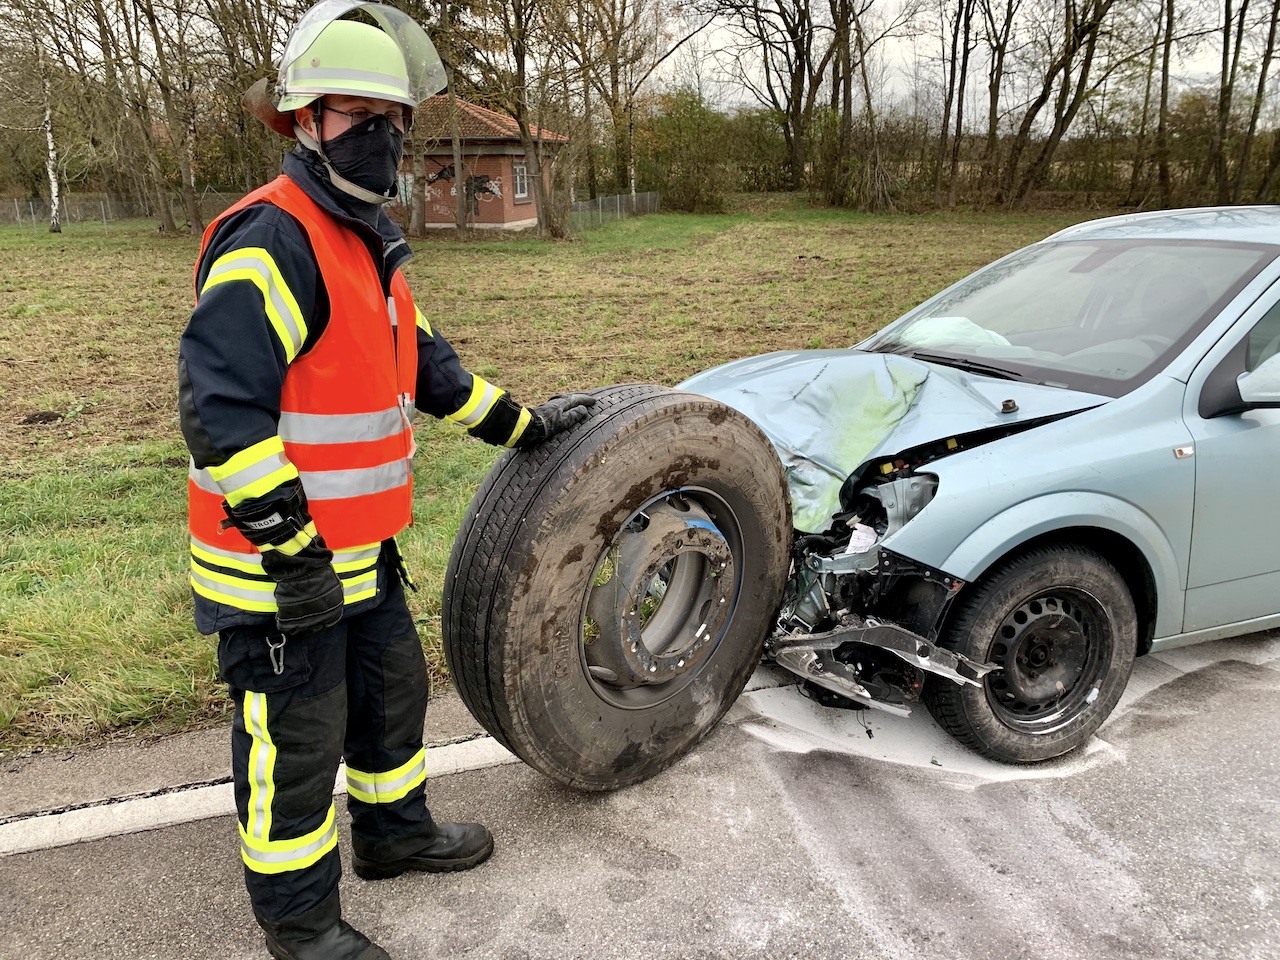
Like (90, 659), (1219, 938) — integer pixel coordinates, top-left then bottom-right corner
(258, 896), (391, 960)
(352, 821), (494, 880)
(264, 920), (390, 960)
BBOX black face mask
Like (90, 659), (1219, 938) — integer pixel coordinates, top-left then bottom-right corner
(323, 114), (404, 197)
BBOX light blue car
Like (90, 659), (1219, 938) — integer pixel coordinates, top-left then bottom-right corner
(679, 205), (1280, 763)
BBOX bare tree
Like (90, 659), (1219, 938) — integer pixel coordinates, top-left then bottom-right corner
(1233, 0), (1280, 201)
(708, 0), (837, 190)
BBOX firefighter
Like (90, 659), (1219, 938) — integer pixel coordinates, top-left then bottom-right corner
(177, 4), (595, 957)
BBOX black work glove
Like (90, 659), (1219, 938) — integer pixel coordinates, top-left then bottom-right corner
(222, 482), (344, 637)
(514, 393), (599, 449)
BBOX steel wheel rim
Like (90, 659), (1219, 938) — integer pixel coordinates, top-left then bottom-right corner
(579, 487), (744, 710)
(984, 588), (1113, 734)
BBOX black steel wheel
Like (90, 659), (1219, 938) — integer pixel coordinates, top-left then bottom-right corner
(443, 385), (791, 790)
(924, 544), (1136, 763)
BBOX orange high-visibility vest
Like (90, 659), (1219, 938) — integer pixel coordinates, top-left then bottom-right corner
(187, 176), (417, 590)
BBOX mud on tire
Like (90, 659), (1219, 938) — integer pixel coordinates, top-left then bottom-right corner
(443, 385), (792, 790)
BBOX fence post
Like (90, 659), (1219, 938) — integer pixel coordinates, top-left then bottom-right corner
(101, 200), (108, 230)
(13, 198), (20, 226)
(28, 201), (35, 231)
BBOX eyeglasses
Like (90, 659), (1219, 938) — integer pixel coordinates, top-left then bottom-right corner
(322, 104), (410, 134)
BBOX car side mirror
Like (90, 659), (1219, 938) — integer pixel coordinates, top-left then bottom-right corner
(1236, 354), (1280, 407)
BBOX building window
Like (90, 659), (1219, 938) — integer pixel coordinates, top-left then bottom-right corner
(513, 163), (529, 199)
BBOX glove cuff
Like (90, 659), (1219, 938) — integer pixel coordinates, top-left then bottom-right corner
(222, 480), (324, 557)
(467, 393), (536, 447)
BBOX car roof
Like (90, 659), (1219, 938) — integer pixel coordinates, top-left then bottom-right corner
(1042, 205), (1280, 245)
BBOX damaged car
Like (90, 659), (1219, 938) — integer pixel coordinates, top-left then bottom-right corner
(443, 206), (1280, 789)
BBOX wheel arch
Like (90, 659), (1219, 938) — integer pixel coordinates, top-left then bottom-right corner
(949, 528), (1158, 656)
(934, 492), (1183, 647)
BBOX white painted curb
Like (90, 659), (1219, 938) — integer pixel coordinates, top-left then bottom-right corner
(0, 736), (519, 859)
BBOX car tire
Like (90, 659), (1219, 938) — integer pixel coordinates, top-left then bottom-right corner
(924, 543), (1136, 763)
(442, 384), (792, 790)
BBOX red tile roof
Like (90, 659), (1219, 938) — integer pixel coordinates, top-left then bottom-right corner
(412, 96), (567, 143)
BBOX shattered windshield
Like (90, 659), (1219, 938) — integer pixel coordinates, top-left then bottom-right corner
(864, 239), (1277, 396)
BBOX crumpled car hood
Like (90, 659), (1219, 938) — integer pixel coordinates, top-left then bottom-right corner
(679, 349), (1107, 532)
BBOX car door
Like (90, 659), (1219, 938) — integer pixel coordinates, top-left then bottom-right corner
(1183, 282), (1280, 633)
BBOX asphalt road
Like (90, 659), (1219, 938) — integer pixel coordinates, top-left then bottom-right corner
(2, 635), (1278, 960)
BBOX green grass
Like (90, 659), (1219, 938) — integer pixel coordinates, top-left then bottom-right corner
(0, 198), (1111, 747)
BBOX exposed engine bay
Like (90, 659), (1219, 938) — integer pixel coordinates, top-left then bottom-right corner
(767, 435), (1003, 714)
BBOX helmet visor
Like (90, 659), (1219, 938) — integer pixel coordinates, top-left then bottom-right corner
(279, 0), (447, 105)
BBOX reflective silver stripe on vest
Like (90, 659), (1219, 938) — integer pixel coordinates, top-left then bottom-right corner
(192, 461), (410, 503)
(191, 538), (381, 572)
(191, 568), (275, 602)
(299, 460), (411, 501)
(456, 380), (500, 428)
(190, 462), (223, 495)
(192, 566), (373, 604)
(335, 544), (381, 567)
(192, 536), (262, 567)
(206, 256), (305, 358)
(291, 66), (409, 88)
(278, 407), (406, 445)
(240, 817), (337, 868)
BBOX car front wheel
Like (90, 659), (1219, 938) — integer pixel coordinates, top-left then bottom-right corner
(924, 543), (1137, 763)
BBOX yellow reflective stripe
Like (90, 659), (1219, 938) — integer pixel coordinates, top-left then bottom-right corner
(344, 569), (378, 604)
(205, 437), (299, 508)
(192, 561), (275, 594)
(504, 407), (533, 448)
(226, 463), (299, 508)
(239, 805), (338, 875)
(446, 376), (503, 427)
(414, 305), (433, 336)
(202, 247), (308, 363)
(346, 749), (427, 804)
(332, 543), (381, 574)
(192, 537), (379, 574)
(191, 562), (377, 610)
(206, 437), (284, 483)
(243, 692), (276, 842)
(191, 541), (263, 575)
(191, 567), (278, 612)
(259, 521), (317, 557)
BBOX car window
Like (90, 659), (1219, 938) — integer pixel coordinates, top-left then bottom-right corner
(1246, 298), (1280, 371)
(865, 239), (1278, 397)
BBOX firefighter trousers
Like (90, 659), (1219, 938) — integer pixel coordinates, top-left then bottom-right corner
(217, 570), (436, 927)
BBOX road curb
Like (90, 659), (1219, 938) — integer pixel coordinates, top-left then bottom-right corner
(0, 736), (519, 858)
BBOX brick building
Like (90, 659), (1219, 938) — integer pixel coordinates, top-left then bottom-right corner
(399, 98), (567, 230)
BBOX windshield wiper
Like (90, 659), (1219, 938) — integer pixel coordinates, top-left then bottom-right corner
(905, 351), (1034, 382)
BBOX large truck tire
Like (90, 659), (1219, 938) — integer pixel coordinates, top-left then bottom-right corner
(442, 385), (792, 790)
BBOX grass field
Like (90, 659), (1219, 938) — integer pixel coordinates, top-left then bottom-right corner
(0, 197), (1113, 748)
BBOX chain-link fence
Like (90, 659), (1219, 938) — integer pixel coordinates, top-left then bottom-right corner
(0, 191), (248, 229)
(2, 189), (662, 232)
(568, 191), (660, 232)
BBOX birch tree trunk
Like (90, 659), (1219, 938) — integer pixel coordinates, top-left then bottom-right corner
(38, 45), (61, 233)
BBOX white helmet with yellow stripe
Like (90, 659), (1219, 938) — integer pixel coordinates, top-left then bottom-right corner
(243, 0), (446, 137)
(275, 0), (446, 111)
